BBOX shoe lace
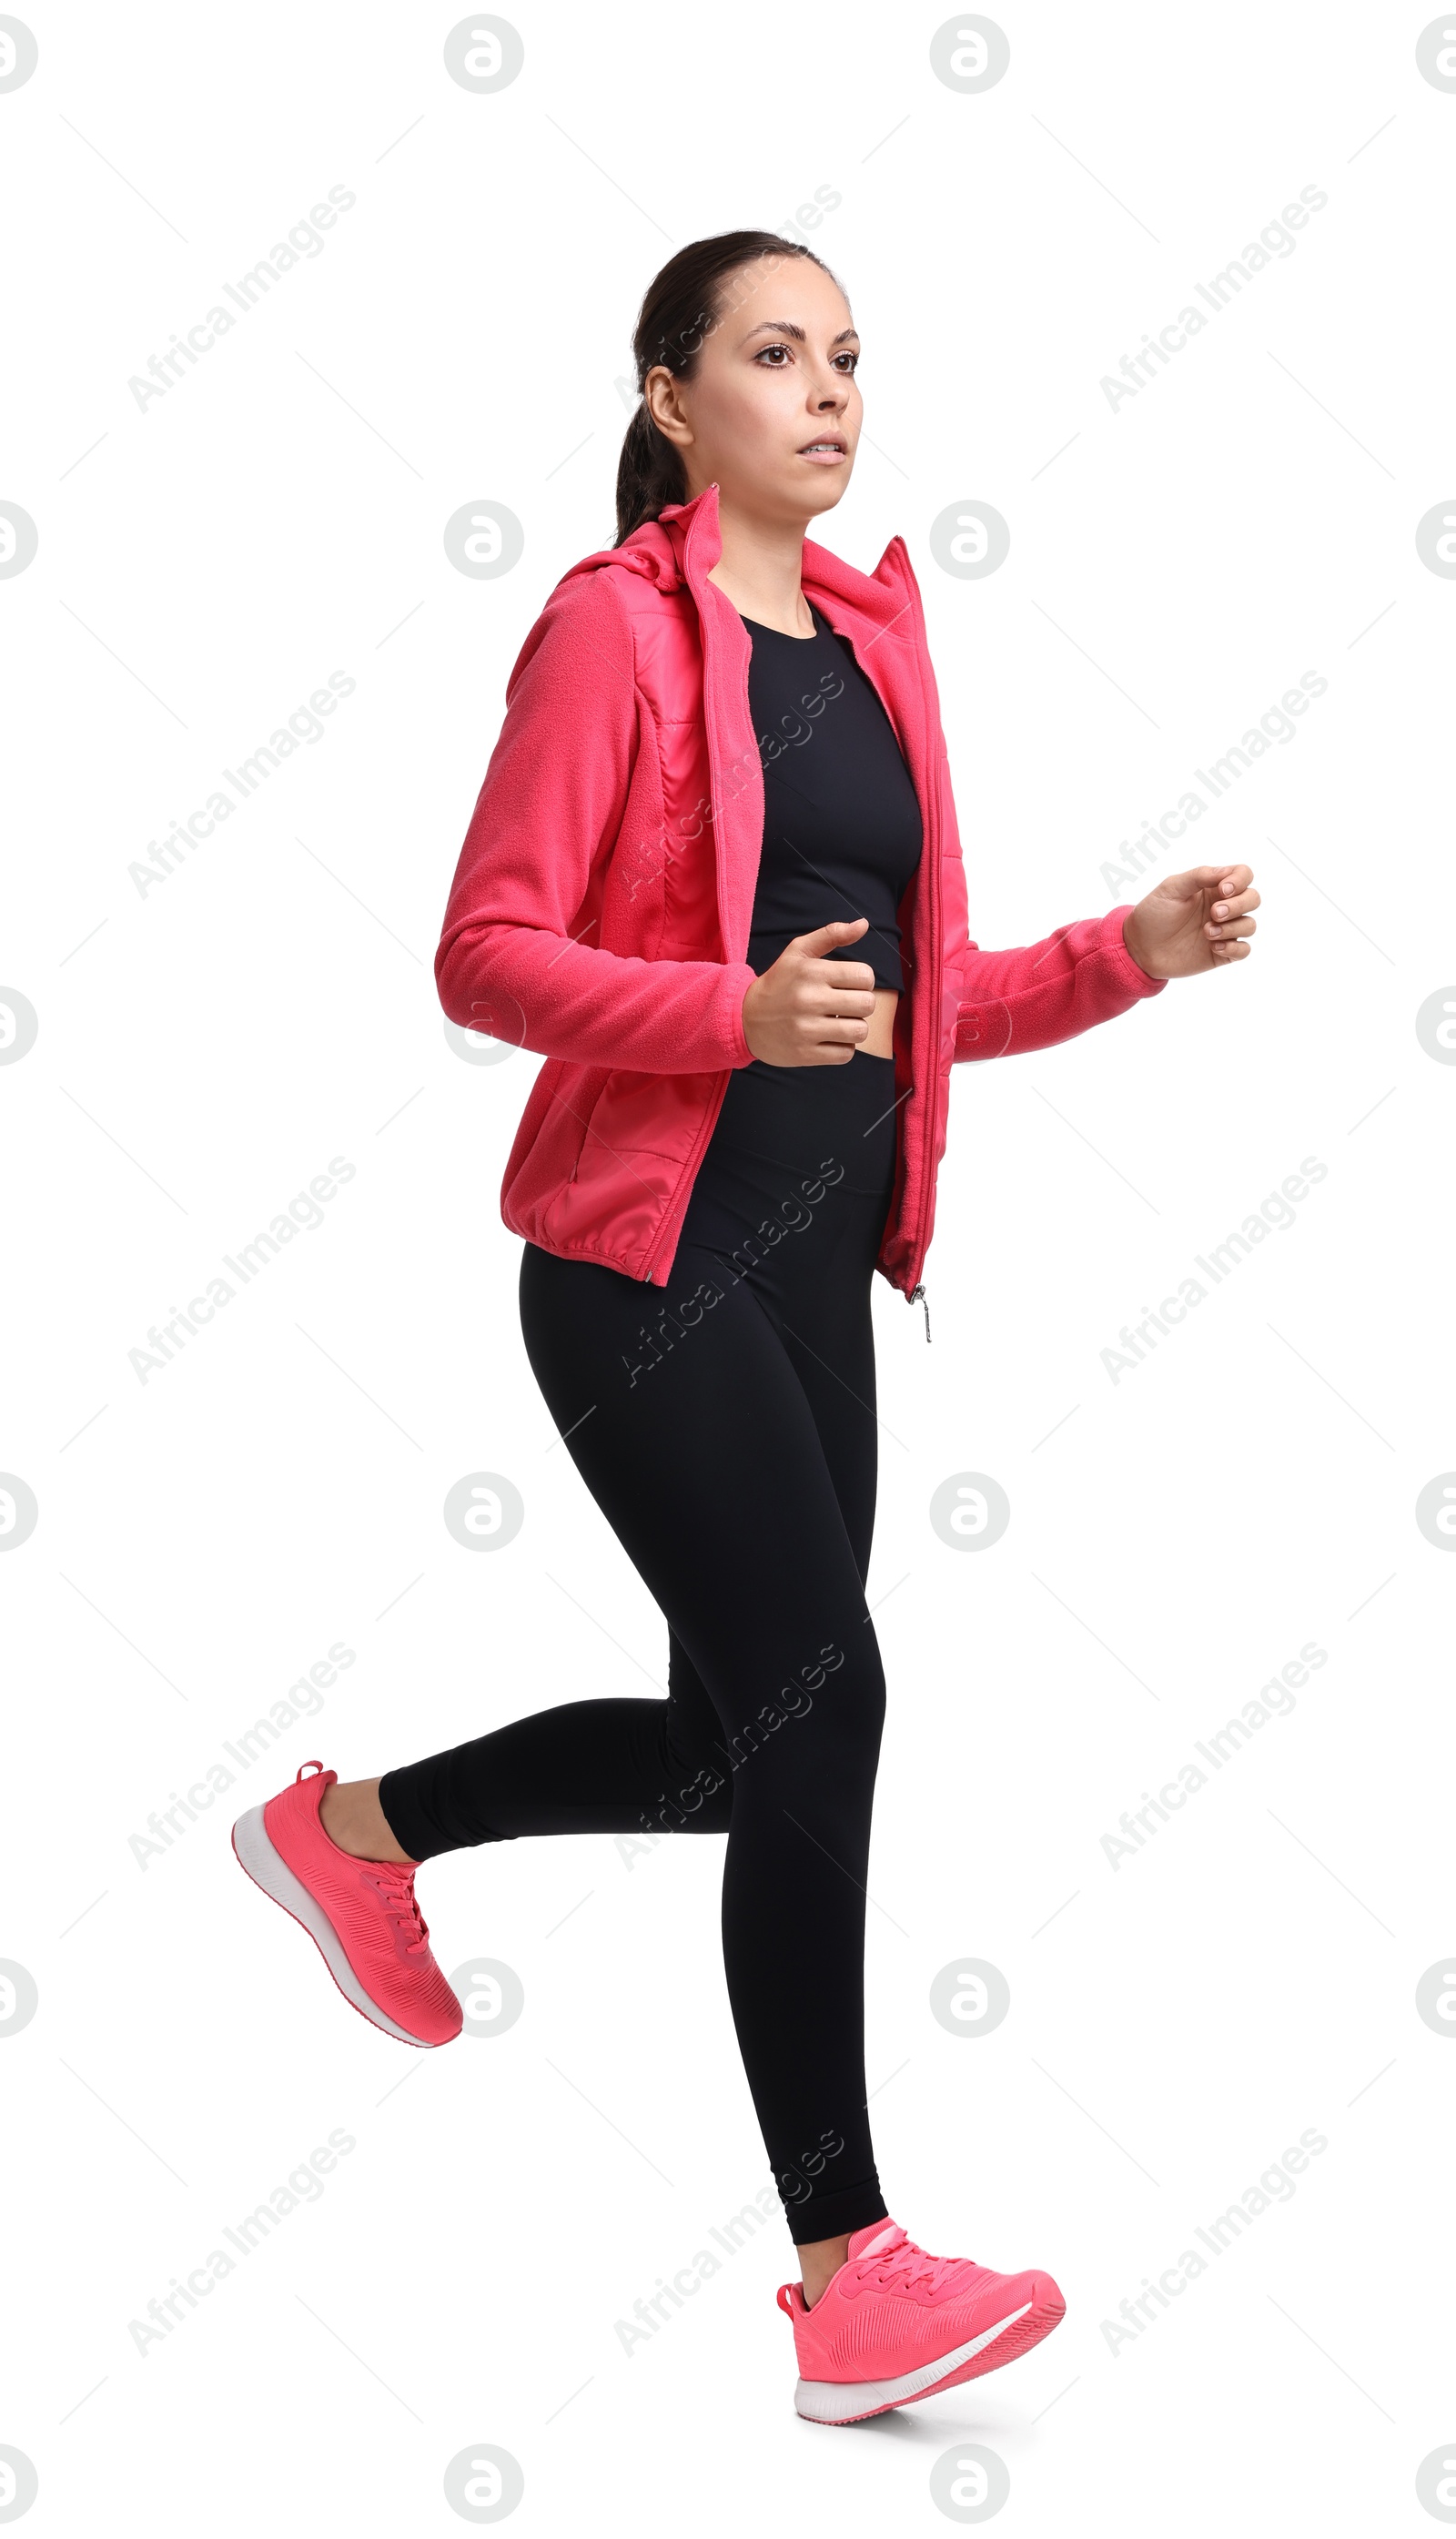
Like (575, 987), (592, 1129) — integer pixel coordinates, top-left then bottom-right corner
(856, 2235), (964, 2295)
(364, 1862), (430, 1956)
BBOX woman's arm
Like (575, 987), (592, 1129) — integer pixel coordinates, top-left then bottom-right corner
(435, 572), (757, 1073)
(954, 903), (1166, 1060)
(953, 864), (1259, 1060)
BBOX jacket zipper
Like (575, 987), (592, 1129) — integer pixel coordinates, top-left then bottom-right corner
(897, 539), (943, 1326)
(821, 555), (941, 1330)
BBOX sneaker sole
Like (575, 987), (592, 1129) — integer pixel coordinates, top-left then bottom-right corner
(794, 2291), (1063, 2425)
(231, 1802), (449, 2048)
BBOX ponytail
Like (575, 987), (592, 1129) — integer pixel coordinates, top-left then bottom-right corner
(614, 400), (688, 551)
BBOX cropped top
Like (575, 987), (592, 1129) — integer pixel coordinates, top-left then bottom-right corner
(742, 602), (924, 993)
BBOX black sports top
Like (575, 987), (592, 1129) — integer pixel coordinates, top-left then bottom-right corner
(742, 602), (923, 993)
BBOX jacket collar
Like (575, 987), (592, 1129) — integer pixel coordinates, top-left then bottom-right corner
(653, 481), (915, 632)
(561, 481), (917, 636)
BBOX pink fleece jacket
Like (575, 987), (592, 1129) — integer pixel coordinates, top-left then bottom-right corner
(436, 482), (1165, 1302)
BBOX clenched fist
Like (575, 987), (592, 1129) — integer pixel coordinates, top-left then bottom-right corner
(741, 917), (877, 1067)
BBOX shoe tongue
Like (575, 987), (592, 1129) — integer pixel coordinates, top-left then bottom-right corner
(366, 1854), (419, 1883)
(847, 2220), (904, 2261)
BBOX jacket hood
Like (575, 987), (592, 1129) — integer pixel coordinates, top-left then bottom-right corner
(554, 480), (915, 632)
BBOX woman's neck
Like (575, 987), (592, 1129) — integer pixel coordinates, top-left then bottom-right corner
(703, 492), (813, 637)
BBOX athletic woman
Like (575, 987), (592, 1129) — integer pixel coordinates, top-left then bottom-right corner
(234, 231), (1259, 2424)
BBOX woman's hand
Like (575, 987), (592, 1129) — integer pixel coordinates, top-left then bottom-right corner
(1122, 864), (1261, 980)
(742, 918), (877, 1066)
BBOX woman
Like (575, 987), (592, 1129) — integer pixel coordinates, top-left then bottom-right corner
(234, 231), (1259, 2425)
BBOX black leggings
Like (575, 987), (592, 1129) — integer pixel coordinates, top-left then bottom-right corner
(379, 1052), (901, 2245)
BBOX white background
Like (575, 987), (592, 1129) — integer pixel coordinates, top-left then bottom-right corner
(4, 3), (1454, 2531)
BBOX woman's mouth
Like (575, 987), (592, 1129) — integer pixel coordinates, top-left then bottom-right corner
(797, 439), (847, 464)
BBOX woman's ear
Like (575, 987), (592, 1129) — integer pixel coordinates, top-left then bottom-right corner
(643, 364), (693, 451)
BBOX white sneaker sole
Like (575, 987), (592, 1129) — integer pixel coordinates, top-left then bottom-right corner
(794, 2299), (1035, 2424)
(231, 1802), (437, 2048)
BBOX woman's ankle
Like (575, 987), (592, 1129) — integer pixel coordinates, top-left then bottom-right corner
(797, 2233), (851, 2309)
(318, 1777), (413, 1864)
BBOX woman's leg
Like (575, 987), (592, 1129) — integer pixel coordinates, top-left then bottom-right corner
(506, 1230), (887, 2244)
(373, 1638), (733, 1850)
(376, 1056), (898, 2247)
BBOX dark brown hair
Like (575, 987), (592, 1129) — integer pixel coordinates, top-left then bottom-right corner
(614, 231), (840, 546)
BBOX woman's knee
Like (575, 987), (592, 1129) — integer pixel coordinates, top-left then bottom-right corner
(727, 1640), (885, 1795)
(821, 1642), (886, 1758)
(645, 1723), (734, 1833)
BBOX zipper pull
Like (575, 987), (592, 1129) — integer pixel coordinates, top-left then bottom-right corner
(910, 1280), (931, 1343)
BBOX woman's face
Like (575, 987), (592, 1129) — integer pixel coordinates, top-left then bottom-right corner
(644, 254), (862, 525)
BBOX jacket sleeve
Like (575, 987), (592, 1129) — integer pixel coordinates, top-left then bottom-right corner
(954, 904), (1166, 1060)
(435, 572), (757, 1073)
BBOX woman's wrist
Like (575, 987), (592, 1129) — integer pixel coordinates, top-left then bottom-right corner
(1119, 905), (1164, 983)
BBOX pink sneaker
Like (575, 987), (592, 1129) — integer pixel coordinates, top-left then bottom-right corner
(232, 1761), (461, 2048)
(777, 2220), (1065, 2425)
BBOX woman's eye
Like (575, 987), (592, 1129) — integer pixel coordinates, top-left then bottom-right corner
(753, 342), (857, 371)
